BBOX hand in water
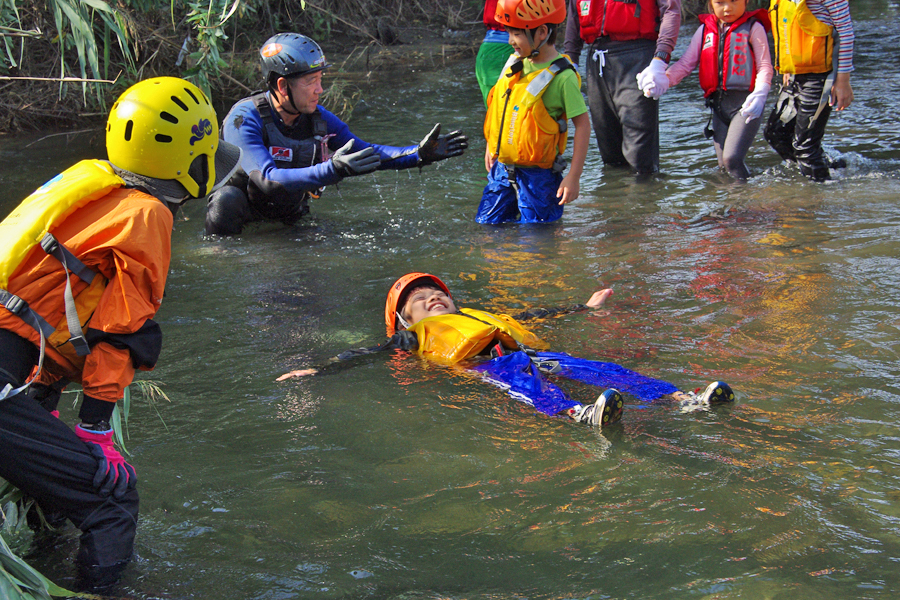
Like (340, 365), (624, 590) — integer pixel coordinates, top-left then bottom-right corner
(276, 368), (318, 381)
(585, 289), (613, 308)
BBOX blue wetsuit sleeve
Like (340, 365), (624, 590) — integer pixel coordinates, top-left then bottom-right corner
(319, 107), (421, 171)
(222, 100), (422, 192)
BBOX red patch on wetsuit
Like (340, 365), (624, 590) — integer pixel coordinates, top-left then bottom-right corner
(270, 146), (292, 161)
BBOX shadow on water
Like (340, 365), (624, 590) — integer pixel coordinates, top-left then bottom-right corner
(3, 9), (900, 599)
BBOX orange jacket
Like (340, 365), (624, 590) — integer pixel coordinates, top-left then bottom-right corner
(0, 186), (173, 404)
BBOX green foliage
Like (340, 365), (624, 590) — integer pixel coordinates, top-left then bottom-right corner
(45, 0), (133, 102)
(0, 0), (27, 73)
(0, 481), (75, 599)
(112, 380), (171, 454)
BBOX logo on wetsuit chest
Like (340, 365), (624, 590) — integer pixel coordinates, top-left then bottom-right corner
(270, 146), (293, 161)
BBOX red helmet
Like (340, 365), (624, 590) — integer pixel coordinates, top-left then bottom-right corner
(495, 0), (566, 29)
(385, 273), (451, 335)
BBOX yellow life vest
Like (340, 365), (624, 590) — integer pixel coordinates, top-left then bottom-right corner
(770, 0), (834, 74)
(483, 55), (580, 169)
(407, 308), (546, 364)
(0, 160), (120, 379)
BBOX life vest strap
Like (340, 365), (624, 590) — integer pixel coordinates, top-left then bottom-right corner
(0, 233), (96, 358)
(0, 290), (50, 401)
(40, 233), (93, 357)
(40, 233), (95, 285)
(0, 289), (56, 340)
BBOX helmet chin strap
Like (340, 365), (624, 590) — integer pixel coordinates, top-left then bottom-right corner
(526, 24), (554, 58)
(274, 78), (303, 116)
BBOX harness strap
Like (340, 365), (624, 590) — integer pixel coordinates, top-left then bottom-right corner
(811, 34), (840, 125)
(0, 290), (56, 340)
(0, 232), (97, 363)
(0, 291), (49, 401)
(41, 233), (95, 285)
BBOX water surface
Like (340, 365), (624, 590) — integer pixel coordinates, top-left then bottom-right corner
(3, 7), (900, 598)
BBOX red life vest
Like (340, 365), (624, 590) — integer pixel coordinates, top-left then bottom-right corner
(484, 0), (503, 30)
(697, 9), (770, 98)
(577, 0), (660, 44)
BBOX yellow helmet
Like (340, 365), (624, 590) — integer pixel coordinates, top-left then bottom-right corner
(106, 77), (223, 199)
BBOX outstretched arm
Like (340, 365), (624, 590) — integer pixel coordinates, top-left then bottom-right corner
(276, 331), (419, 381)
(512, 288), (613, 321)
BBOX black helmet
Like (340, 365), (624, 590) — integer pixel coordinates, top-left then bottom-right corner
(260, 33), (330, 88)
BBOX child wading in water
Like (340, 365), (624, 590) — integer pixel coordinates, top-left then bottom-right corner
(477, 0), (590, 224)
(661, 0), (773, 179)
(279, 273), (735, 427)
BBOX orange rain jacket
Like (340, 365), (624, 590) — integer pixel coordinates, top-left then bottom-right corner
(0, 186), (173, 405)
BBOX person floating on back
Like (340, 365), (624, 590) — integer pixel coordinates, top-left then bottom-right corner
(206, 32), (469, 235)
(278, 273), (736, 426)
(764, 0), (854, 181)
(478, 0), (590, 224)
(659, 0), (774, 180)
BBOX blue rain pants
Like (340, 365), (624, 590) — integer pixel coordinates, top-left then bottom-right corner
(473, 350), (678, 416)
(476, 162), (564, 224)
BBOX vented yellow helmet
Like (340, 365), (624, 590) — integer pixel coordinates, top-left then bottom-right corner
(106, 77), (221, 199)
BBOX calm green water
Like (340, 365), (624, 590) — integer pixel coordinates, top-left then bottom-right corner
(3, 8), (900, 599)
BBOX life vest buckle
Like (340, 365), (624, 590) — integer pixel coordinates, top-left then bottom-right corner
(40, 233), (60, 256)
(68, 334), (91, 357)
(2, 292), (28, 316)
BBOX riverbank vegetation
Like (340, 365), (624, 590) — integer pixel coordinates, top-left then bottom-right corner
(0, 0), (763, 134)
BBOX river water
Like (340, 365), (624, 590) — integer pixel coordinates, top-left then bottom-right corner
(3, 5), (900, 599)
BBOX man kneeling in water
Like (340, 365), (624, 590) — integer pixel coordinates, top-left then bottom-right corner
(278, 273), (735, 426)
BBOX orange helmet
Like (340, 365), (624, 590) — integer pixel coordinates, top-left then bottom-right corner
(495, 0), (566, 29)
(385, 273), (451, 335)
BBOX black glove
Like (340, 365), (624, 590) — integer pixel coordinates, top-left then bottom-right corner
(332, 140), (381, 177)
(417, 123), (468, 166)
(389, 330), (419, 351)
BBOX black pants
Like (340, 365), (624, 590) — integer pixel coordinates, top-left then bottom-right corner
(0, 329), (138, 579)
(584, 38), (659, 174)
(764, 73), (833, 181)
(205, 169), (309, 235)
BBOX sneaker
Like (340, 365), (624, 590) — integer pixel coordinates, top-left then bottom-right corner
(697, 381), (735, 404)
(679, 381), (735, 413)
(574, 389), (624, 427)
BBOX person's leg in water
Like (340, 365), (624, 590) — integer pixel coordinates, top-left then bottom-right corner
(205, 184), (252, 235)
(712, 92), (762, 180)
(530, 351), (735, 411)
(476, 162), (522, 224)
(587, 39), (659, 174)
(0, 331), (138, 592)
(764, 78), (799, 162)
(473, 351), (623, 426)
(791, 73), (833, 181)
(515, 166), (564, 224)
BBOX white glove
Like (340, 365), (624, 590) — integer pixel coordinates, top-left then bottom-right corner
(636, 59), (670, 100)
(739, 83), (771, 123)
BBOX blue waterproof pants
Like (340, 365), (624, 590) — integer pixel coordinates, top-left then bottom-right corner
(476, 162), (564, 224)
(473, 351), (678, 416)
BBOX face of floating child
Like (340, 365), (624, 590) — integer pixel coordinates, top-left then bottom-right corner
(710, 0), (746, 24)
(402, 285), (457, 326)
